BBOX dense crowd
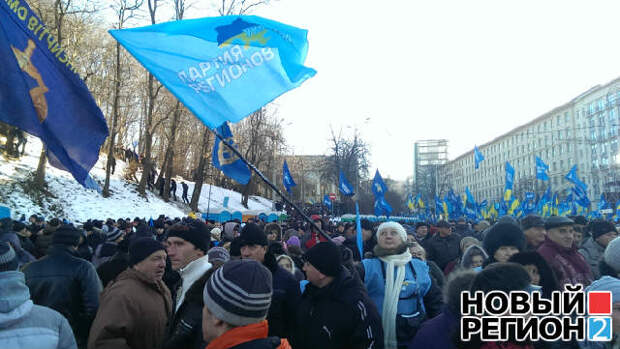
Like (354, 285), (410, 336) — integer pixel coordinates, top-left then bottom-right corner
(0, 212), (619, 349)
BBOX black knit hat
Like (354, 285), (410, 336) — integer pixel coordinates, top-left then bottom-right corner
(483, 222), (526, 258)
(520, 214), (545, 231)
(588, 219), (617, 240)
(167, 222), (208, 253)
(203, 259), (272, 326)
(239, 223), (268, 247)
(304, 242), (342, 277)
(545, 216), (574, 230)
(52, 224), (83, 246)
(471, 262), (531, 293)
(0, 242), (18, 272)
(436, 220), (450, 228)
(129, 238), (166, 266)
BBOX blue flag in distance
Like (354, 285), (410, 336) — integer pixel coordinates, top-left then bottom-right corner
(504, 162), (515, 202)
(339, 171), (355, 197)
(565, 165), (587, 191)
(535, 156), (549, 181)
(323, 194), (332, 209)
(109, 15), (316, 130)
(212, 122), (251, 185)
(474, 146), (485, 169)
(0, 1), (109, 186)
(372, 170), (388, 197)
(282, 160), (296, 193)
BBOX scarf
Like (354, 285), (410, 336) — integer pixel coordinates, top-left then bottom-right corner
(379, 248), (412, 349)
(205, 320), (291, 349)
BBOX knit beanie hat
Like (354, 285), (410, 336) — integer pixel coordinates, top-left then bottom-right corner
(203, 259), (272, 326)
(286, 236), (301, 247)
(603, 236), (620, 274)
(0, 242), (18, 272)
(588, 220), (617, 240)
(167, 223), (208, 253)
(129, 238), (166, 266)
(520, 214), (545, 231)
(106, 228), (123, 242)
(470, 262), (531, 293)
(207, 247), (230, 263)
(585, 276), (620, 306)
(239, 223), (268, 247)
(304, 242), (342, 277)
(376, 221), (407, 243)
(483, 222), (526, 258)
(52, 224), (83, 246)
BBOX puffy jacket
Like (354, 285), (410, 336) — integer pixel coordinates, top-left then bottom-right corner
(22, 244), (102, 347)
(578, 237), (605, 279)
(0, 271), (77, 349)
(292, 267), (384, 349)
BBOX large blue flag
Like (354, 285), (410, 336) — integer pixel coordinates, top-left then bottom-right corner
(109, 16), (316, 130)
(372, 170), (388, 197)
(374, 196), (393, 217)
(474, 146), (485, 169)
(0, 1), (109, 186)
(565, 165), (587, 191)
(338, 171), (355, 197)
(504, 162), (515, 202)
(212, 122), (251, 184)
(282, 160), (296, 194)
(535, 156), (549, 181)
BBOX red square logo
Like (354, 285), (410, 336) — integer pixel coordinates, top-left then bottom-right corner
(588, 291), (612, 315)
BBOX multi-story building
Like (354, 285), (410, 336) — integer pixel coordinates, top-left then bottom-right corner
(445, 77), (620, 206)
(270, 155), (336, 204)
(413, 140), (449, 201)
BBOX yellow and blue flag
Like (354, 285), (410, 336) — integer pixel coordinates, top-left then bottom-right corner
(417, 194), (425, 209)
(504, 162), (515, 202)
(282, 160), (296, 194)
(212, 122), (251, 184)
(109, 16), (316, 130)
(0, 1), (109, 186)
(406, 194), (414, 211)
(474, 146), (484, 169)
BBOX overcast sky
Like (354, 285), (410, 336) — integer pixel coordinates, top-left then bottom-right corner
(127, 0), (620, 182)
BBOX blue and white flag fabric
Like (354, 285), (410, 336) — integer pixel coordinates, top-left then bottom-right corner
(565, 165), (587, 191)
(323, 194), (332, 210)
(535, 156), (549, 181)
(355, 202), (363, 257)
(212, 122), (251, 185)
(598, 194), (610, 211)
(109, 16), (316, 130)
(0, 1), (109, 187)
(504, 162), (515, 202)
(338, 171), (355, 197)
(282, 160), (296, 194)
(474, 146), (485, 169)
(372, 170), (388, 198)
(374, 196), (393, 217)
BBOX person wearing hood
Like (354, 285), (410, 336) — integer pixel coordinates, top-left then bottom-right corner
(0, 242), (77, 349)
(444, 236), (482, 275)
(292, 242), (384, 349)
(537, 216), (593, 288)
(277, 254), (304, 282)
(579, 219), (618, 279)
(509, 251), (560, 300)
(362, 221), (442, 348)
(579, 276), (620, 349)
(482, 222), (526, 265)
(460, 244), (488, 272)
(239, 223), (301, 340)
(23, 224), (102, 348)
(409, 270), (477, 349)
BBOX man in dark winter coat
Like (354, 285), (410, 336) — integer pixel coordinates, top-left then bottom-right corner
(424, 220), (461, 270)
(181, 182), (190, 204)
(23, 224), (103, 348)
(240, 223), (301, 340)
(170, 179), (178, 201)
(292, 242), (384, 349)
(578, 219), (618, 279)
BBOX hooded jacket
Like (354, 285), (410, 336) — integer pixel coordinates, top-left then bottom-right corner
(578, 237), (606, 279)
(262, 252), (301, 339)
(0, 271), (77, 349)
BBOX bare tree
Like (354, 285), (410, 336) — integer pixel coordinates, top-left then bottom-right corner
(189, 128), (211, 211)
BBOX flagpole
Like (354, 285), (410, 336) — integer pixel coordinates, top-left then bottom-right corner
(211, 128), (330, 240)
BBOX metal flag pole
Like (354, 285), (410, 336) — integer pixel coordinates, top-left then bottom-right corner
(210, 128), (330, 241)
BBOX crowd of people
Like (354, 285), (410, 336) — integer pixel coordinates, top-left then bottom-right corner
(0, 212), (619, 349)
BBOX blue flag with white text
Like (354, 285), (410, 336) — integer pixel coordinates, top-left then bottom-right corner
(323, 194), (332, 210)
(535, 156), (549, 181)
(109, 16), (316, 130)
(0, 1), (109, 186)
(338, 171), (355, 197)
(212, 122), (251, 185)
(282, 160), (296, 194)
(474, 146), (485, 169)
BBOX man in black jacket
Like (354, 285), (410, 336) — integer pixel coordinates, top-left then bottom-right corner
(22, 224), (102, 348)
(424, 220), (461, 270)
(293, 242), (384, 349)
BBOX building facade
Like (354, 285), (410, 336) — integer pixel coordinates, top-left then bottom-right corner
(445, 77), (620, 206)
(413, 139), (449, 201)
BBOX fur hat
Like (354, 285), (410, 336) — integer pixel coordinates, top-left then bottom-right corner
(588, 219), (617, 240)
(483, 222), (526, 259)
(376, 221), (407, 243)
(470, 262), (531, 293)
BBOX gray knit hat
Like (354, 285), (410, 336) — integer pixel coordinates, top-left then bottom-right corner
(603, 236), (620, 274)
(203, 259), (272, 326)
(0, 242), (18, 272)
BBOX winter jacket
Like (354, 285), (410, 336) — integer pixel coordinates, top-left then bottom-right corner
(87, 268), (173, 349)
(175, 255), (211, 311)
(537, 237), (593, 288)
(578, 237), (606, 279)
(22, 244), (102, 347)
(424, 233), (462, 270)
(0, 231), (35, 267)
(206, 320), (290, 349)
(409, 308), (459, 349)
(96, 252), (129, 288)
(0, 271), (77, 349)
(263, 253), (301, 339)
(85, 230), (106, 250)
(427, 260), (446, 290)
(163, 273), (209, 349)
(92, 242), (119, 268)
(33, 224), (58, 257)
(292, 267), (384, 349)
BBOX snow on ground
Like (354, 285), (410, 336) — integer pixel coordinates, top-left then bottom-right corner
(0, 136), (277, 222)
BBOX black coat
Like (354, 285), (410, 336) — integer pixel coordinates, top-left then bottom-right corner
(22, 244), (102, 347)
(263, 252), (301, 340)
(96, 251), (130, 288)
(292, 268), (384, 349)
(424, 233), (462, 270)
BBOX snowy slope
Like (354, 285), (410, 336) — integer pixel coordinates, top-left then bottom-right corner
(0, 136), (276, 222)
